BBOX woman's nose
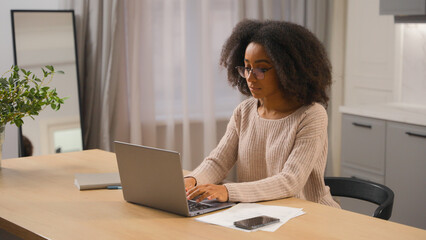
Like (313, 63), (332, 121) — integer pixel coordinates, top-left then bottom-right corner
(246, 70), (257, 82)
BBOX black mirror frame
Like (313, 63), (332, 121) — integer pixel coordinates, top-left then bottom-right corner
(10, 9), (85, 156)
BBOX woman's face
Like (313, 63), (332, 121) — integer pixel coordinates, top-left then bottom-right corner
(244, 42), (282, 100)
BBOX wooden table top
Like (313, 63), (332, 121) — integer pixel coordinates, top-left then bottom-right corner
(0, 149), (425, 240)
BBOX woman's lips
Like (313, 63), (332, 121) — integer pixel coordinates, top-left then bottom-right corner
(249, 86), (261, 92)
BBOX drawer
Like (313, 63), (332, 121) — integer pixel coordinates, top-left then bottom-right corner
(341, 114), (386, 175)
(341, 165), (385, 184)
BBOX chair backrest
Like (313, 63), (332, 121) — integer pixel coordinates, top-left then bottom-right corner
(324, 177), (394, 220)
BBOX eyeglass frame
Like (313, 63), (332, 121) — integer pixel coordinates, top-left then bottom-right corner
(235, 66), (273, 80)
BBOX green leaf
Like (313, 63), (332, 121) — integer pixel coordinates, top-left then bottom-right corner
(45, 65), (54, 72)
(59, 98), (66, 104)
(15, 119), (24, 127)
(57, 70), (65, 74)
(12, 71), (19, 79)
(42, 68), (48, 77)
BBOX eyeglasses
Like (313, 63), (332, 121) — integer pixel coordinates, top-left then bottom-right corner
(235, 66), (273, 80)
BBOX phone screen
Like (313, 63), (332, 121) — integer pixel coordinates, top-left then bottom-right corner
(233, 215), (280, 230)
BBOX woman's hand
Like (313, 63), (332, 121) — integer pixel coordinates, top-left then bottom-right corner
(184, 177), (197, 192)
(186, 184), (229, 203)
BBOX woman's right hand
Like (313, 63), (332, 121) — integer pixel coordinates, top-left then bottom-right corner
(184, 177), (197, 192)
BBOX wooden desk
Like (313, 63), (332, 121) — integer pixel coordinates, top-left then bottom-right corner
(0, 150), (424, 240)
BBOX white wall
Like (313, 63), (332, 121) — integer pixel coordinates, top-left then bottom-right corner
(0, 0), (61, 159)
(400, 24), (426, 106)
(344, 0), (397, 107)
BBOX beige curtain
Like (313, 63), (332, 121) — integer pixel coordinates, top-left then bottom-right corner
(236, 0), (329, 43)
(61, 0), (122, 150)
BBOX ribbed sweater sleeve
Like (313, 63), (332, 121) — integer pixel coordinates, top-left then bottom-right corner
(187, 107), (240, 185)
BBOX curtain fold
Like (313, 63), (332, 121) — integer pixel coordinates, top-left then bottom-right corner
(62, 0), (122, 150)
(162, 0), (176, 151)
(125, 0), (157, 147)
(201, 1), (217, 158)
(179, 0), (191, 170)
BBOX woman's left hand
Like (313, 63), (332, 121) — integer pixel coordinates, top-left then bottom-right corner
(186, 184), (229, 202)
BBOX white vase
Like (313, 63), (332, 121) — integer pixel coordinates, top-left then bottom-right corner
(0, 125), (4, 169)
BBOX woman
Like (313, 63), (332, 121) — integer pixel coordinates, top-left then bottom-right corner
(185, 19), (339, 208)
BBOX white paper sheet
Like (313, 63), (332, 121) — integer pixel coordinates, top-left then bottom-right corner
(195, 203), (305, 232)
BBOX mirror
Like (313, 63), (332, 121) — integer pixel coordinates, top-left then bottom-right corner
(11, 10), (83, 156)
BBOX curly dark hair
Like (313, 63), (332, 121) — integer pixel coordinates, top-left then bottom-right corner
(220, 19), (331, 106)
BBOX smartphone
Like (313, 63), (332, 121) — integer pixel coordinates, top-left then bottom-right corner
(233, 215), (280, 230)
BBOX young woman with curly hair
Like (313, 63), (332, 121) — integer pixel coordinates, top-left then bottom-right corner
(185, 19), (340, 208)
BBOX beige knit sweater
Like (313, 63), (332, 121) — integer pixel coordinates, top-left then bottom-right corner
(188, 98), (340, 208)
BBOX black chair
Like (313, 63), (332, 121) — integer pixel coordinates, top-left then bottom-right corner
(324, 177), (394, 220)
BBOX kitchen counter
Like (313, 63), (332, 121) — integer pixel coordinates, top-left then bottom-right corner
(339, 103), (426, 127)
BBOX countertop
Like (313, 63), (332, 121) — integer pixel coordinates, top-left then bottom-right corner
(339, 103), (426, 127)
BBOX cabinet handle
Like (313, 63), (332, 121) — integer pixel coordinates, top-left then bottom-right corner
(352, 122), (372, 129)
(405, 132), (426, 139)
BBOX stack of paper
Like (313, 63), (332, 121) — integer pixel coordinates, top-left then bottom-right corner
(196, 203), (305, 232)
(74, 172), (121, 190)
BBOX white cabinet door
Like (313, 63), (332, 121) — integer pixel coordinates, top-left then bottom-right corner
(341, 114), (386, 175)
(385, 121), (426, 229)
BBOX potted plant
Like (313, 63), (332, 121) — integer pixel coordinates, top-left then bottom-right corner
(0, 65), (67, 168)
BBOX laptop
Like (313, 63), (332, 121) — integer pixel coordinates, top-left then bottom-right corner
(114, 141), (236, 217)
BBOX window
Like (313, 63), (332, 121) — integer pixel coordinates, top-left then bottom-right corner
(152, 0), (242, 122)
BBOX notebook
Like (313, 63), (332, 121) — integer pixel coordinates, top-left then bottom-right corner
(74, 172), (121, 190)
(114, 141), (236, 217)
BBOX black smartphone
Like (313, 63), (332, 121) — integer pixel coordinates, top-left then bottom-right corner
(233, 215), (280, 230)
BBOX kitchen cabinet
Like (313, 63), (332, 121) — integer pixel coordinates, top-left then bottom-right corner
(340, 113), (426, 229)
(385, 121), (426, 229)
(341, 114), (386, 177)
(380, 0), (426, 15)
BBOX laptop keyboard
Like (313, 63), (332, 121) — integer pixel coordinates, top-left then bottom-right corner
(188, 200), (211, 212)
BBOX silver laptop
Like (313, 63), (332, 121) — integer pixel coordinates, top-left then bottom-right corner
(114, 141), (235, 217)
